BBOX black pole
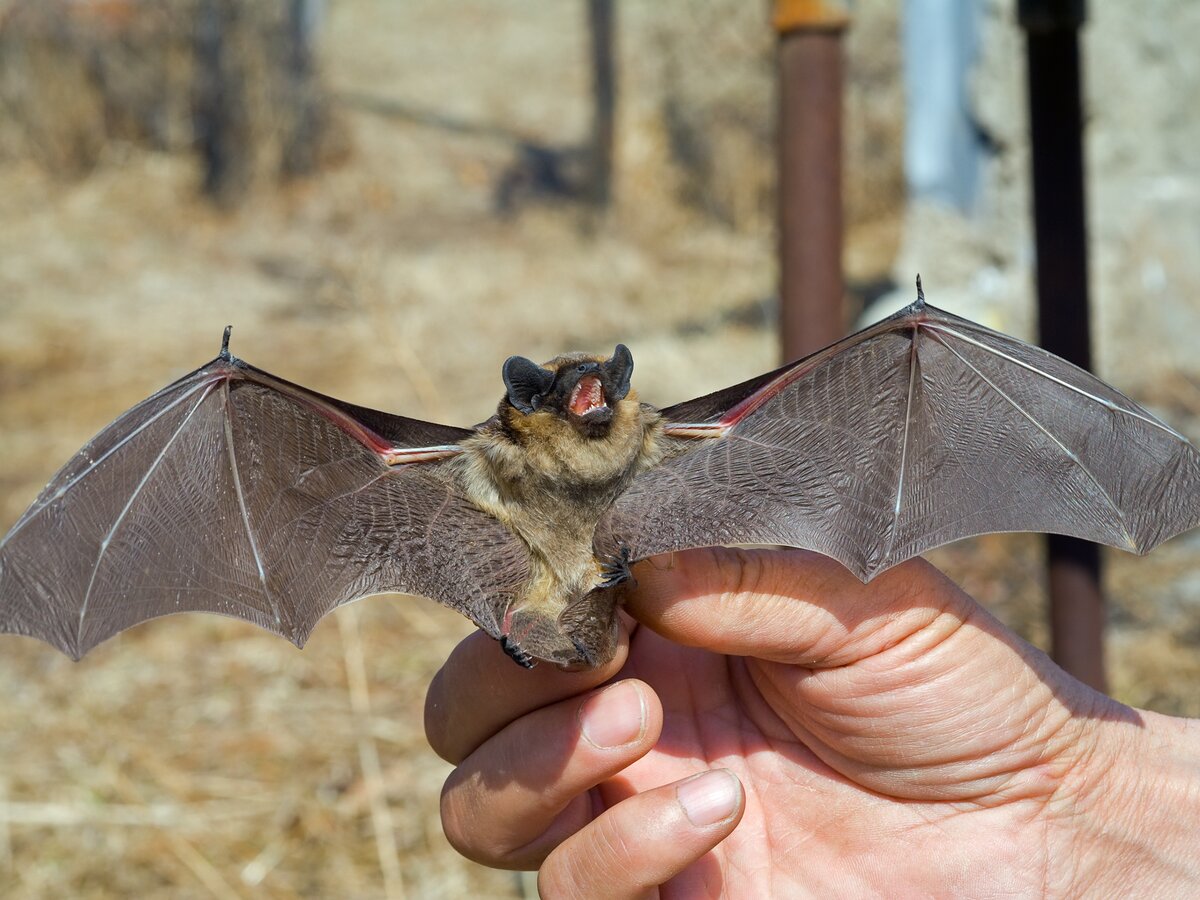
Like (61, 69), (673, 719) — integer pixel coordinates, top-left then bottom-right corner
(1019, 0), (1106, 692)
(586, 0), (616, 207)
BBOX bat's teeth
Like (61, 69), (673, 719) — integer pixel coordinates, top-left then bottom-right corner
(570, 376), (607, 416)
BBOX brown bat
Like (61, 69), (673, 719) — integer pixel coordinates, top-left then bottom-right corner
(3, 282), (1199, 669)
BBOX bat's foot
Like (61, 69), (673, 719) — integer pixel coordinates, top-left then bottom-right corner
(598, 546), (634, 590)
(500, 635), (536, 669)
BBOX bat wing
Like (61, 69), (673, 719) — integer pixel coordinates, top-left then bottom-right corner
(600, 299), (1200, 580)
(0, 346), (530, 658)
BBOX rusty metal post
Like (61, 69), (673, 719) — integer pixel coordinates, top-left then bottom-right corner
(1019, 0), (1106, 692)
(774, 0), (849, 362)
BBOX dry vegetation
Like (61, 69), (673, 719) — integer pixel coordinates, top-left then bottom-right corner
(0, 1), (1196, 898)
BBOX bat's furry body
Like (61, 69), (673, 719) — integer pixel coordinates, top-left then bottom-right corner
(455, 357), (666, 666)
(3, 286), (1200, 668)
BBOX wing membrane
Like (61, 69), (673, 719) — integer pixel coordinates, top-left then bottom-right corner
(0, 356), (529, 658)
(601, 302), (1200, 579)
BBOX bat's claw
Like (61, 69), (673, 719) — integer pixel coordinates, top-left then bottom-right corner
(598, 545), (634, 590)
(500, 634), (536, 669)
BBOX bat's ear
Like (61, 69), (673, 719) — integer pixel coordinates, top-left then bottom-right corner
(603, 344), (634, 402)
(503, 355), (556, 414)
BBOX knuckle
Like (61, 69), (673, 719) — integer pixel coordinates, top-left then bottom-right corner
(591, 809), (641, 870)
(440, 765), (574, 869)
(422, 668), (458, 762)
(537, 859), (581, 900)
(438, 770), (478, 858)
(539, 804), (645, 899)
(539, 844), (601, 900)
(424, 632), (495, 763)
(440, 772), (523, 867)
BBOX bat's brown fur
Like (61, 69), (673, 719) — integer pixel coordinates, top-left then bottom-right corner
(454, 352), (664, 666)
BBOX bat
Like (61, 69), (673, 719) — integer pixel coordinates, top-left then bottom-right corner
(2, 280), (1199, 669)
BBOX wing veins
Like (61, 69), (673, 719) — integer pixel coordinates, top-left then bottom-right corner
(270, 470), (393, 542)
(76, 383), (217, 648)
(922, 323), (1188, 442)
(927, 330), (1132, 543)
(2, 381), (210, 548)
(222, 383), (281, 630)
(725, 433), (794, 455)
(885, 331), (920, 562)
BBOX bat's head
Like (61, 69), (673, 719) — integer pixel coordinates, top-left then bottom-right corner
(502, 345), (634, 439)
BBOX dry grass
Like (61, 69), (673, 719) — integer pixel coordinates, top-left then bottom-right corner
(0, 1), (1196, 897)
(0, 3), (785, 894)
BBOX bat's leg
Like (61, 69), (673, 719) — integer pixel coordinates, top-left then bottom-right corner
(598, 545), (634, 589)
(499, 635), (536, 669)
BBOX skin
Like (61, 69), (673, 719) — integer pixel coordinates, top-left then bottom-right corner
(425, 547), (1200, 898)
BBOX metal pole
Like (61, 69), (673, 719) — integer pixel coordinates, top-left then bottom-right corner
(1019, 0), (1106, 692)
(774, 0), (849, 362)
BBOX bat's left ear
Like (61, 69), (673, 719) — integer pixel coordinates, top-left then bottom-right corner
(603, 344), (634, 402)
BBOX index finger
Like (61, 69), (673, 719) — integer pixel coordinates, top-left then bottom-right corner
(625, 546), (970, 667)
(424, 622), (631, 764)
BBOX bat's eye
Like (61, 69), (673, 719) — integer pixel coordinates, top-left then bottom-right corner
(577, 364), (588, 373)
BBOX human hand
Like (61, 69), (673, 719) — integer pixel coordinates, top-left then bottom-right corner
(425, 548), (1200, 898)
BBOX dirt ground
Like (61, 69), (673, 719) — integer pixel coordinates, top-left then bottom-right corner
(0, 1), (1197, 898)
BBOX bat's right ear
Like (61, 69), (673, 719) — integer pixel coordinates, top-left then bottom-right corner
(503, 356), (555, 414)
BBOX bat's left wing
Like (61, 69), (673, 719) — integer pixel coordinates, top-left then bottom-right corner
(599, 298), (1200, 580)
(0, 340), (531, 659)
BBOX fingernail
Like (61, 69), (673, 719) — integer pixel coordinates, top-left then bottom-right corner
(676, 769), (741, 828)
(579, 681), (646, 749)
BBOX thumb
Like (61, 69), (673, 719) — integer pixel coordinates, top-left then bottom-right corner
(624, 547), (970, 667)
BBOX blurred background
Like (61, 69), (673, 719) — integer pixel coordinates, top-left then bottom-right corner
(0, 0), (1197, 896)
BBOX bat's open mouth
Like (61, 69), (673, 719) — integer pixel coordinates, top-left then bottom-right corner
(569, 376), (609, 419)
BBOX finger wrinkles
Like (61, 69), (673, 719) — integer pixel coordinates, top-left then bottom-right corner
(439, 710), (587, 861)
(629, 548), (967, 667)
(441, 776), (595, 870)
(538, 771), (744, 899)
(439, 681), (661, 870)
(630, 547), (841, 662)
(722, 545), (772, 600)
(425, 629), (627, 764)
(546, 810), (650, 896)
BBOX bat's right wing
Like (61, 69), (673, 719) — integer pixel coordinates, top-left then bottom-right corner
(0, 344), (530, 659)
(599, 299), (1200, 581)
